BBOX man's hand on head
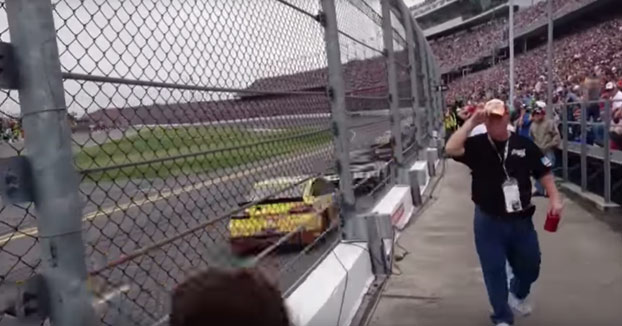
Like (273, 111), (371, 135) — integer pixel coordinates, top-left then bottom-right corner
(469, 108), (487, 126)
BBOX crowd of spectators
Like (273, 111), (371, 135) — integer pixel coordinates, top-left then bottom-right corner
(445, 10), (622, 150)
(446, 12), (622, 103)
(430, 17), (507, 71)
(431, 0), (601, 72)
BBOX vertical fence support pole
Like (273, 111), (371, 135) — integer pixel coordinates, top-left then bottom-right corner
(433, 61), (443, 135)
(562, 104), (569, 181)
(425, 54), (435, 138)
(508, 0), (515, 108)
(320, 0), (356, 238)
(413, 34), (427, 155)
(401, 3), (420, 160)
(546, 0), (554, 118)
(580, 101), (587, 192)
(381, 0), (405, 183)
(418, 36), (431, 146)
(603, 100), (612, 203)
(5, 0), (97, 325)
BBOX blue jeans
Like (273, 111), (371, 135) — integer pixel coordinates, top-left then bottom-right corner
(534, 150), (555, 195)
(474, 206), (541, 325)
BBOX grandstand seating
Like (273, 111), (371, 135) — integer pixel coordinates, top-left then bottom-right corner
(431, 0), (603, 73)
(86, 51), (415, 127)
(445, 7), (622, 103)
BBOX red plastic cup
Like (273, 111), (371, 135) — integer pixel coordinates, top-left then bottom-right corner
(544, 211), (560, 233)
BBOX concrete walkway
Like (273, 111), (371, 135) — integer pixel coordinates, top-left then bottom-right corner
(369, 161), (622, 326)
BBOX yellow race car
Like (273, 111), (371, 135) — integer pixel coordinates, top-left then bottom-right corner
(228, 176), (339, 255)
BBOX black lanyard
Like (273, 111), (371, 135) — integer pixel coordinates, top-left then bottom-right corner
(487, 135), (510, 179)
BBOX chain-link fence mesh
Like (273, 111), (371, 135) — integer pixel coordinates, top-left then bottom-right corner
(0, 0), (443, 324)
(54, 1), (333, 324)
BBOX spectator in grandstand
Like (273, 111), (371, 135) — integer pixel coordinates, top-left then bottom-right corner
(530, 102), (561, 197)
(562, 85), (583, 141)
(457, 101), (477, 122)
(611, 108), (622, 150)
(444, 106), (459, 143)
(171, 268), (290, 326)
(516, 103), (533, 139)
(607, 82), (622, 150)
(446, 99), (562, 326)
(606, 81), (622, 111)
(584, 75), (602, 122)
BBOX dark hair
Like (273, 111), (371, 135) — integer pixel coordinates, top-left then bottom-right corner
(171, 268), (290, 326)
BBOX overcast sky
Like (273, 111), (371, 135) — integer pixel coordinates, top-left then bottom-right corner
(0, 0), (417, 117)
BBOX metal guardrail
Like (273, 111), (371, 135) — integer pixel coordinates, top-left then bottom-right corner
(556, 98), (622, 204)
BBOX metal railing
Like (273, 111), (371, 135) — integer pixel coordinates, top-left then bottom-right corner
(556, 98), (622, 204)
(0, 0), (442, 325)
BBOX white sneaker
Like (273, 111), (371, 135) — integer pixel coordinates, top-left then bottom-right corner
(508, 292), (533, 316)
(506, 260), (514, 288)
(495, 323), (511, 326)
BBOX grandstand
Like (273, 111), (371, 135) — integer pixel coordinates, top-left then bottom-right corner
(85, 51), (415, 128)
(411, 0), (508, 36)
(430, 0), (618, 77)
(433, 0), (622, 205)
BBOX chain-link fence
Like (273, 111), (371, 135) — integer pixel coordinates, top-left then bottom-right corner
(0, 0), (442, 325)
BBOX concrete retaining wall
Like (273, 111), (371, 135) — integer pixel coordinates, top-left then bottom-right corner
(285, 148), (440, 326)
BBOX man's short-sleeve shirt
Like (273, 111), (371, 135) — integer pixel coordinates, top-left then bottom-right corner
(453, 133), (551, 217)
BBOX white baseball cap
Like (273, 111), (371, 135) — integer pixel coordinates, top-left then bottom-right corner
(605, 82), (616, 90)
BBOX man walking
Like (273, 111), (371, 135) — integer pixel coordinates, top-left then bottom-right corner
(530, 101), (561, 197)
(445, 99), (563, 326)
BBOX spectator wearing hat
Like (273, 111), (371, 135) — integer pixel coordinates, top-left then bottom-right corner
(606, 82), (622, 111)
(530, 101), (561, 197)
(446, 99), (563, 326)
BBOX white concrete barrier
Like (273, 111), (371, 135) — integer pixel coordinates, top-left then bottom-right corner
(286, 243), (373, 326)
(286, 165), (434, 325)
(372, 185), (415, 231)
(410, 160), (430, 196)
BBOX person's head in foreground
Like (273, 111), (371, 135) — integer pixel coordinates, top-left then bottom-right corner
(483, 99), (510, 141)
(171, 268), (290, 326)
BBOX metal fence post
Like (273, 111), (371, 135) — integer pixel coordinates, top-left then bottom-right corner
(401, 2), (421, 159)
(580, 101), (587, 192)
(509, 0), (515, 109)
(413, 34), (427, 154)
(546, 0), (554, 118)
(5, 0), (97, 325)
(417, 33), (431, 145)
(320, 0), (356, 236)
(427, 52), (436, 137)
(562, 104), (569, 181)
(381, 0), (405, 182)
(603, 100), (612, 203)
(424, 53), (433, 139)
(433, 61), (443, 134)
